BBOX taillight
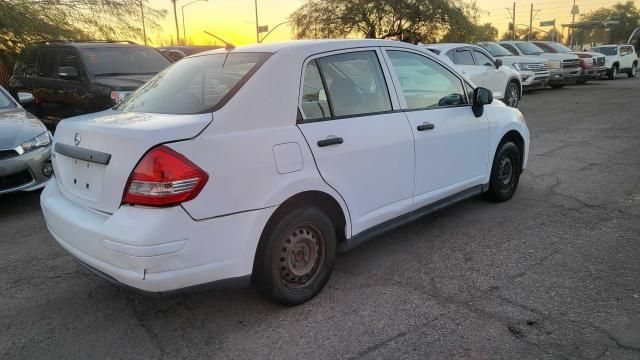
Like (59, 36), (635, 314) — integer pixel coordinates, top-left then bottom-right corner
(123, 145), (208, 207)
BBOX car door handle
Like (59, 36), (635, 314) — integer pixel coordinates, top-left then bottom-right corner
(417, 123), (435, 131)
(317, 137), (344, 147)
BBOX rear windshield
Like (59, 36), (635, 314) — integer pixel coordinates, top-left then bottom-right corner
(81, 47), (170, 76)
(479, 43), (512, 57)
(115, 53), (269, 114)
(544, 42), (572, 53)
(515, 42), (544, 55)
(592, 47), (617, 56)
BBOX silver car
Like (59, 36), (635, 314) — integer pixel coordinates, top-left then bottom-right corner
(0, 86), (52, 195)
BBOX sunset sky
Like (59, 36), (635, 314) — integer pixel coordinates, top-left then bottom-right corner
(146, 0), (625, 46)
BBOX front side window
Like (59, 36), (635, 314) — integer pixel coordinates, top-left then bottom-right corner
(60, 50), (83, 79)
(81, 47), (170, 76)
(455, 49), (475, 65)
(37, 49), (58, 78)
(116, 52), (269, 114)
(386, 50), (467, 110)
(473, 50), (495, 66)
(315, 51), (392, 117)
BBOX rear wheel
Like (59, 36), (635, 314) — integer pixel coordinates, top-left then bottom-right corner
(627, 63), (637, 78)
(486, 142), (522, 202)
(608, 65), (618, 80)
(503, 81), (520, 108)
(253, 207), (336, 305)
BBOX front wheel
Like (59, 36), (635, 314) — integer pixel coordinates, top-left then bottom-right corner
(608, 65), (618, 80)
(627, 63), (637, 78)
(486, 142), (522, 202)
(503, 81), (520, 108)
(253, 207), (336, 305)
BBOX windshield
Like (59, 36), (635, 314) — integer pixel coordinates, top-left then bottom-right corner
(116, 52), (269, 114)
(591, 47), (617, 56)
(544, 42), (572, 53)
(515, 42), (544, 55)
(479, 43), (513, 57)
(81, 47), (171, 76)
(0, 90), (17, 110)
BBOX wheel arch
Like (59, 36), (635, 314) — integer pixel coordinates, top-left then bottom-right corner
(498, 130), (525, 172)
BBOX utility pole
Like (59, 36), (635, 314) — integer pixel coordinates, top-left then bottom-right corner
(529, 3), (533, 41)
(140, 0), (147, 45)
(512, 2), (516, 40)
(254, 0), (260, 43)
(171, 0), (180, 45)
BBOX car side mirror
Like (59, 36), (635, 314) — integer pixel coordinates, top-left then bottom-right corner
(17, 92), (34, 106)
(495, 59), (503, 69)
(472, 87), (493, 117)
(58, 66), (79, 79)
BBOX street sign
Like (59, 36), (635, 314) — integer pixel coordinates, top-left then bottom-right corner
(257, 25), (269, 33)
(540, 20), (556, 27)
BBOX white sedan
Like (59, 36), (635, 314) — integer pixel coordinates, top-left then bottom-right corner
(41, 39), (529, 305)
(423, 43), (523, 107)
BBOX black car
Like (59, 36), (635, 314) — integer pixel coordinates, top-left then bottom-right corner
(157, 45), (221, 62)
(9, 40), (171, 127)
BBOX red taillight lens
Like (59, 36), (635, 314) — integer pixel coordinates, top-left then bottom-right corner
(123, 145), (208, 207)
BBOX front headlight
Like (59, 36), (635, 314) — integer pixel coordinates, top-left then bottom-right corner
(20, 131), (51, 153)
(548, 60), (561, 69)
(512, 63), (524, 71)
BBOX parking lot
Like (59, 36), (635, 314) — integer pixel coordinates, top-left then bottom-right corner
(1, 78), (639, 359)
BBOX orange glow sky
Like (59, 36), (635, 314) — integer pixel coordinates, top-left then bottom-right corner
(146, 0), (624, 46)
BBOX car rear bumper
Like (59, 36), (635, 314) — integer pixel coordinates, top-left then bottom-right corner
(41, 180), (275, 293)
(0, 146), (51, 195)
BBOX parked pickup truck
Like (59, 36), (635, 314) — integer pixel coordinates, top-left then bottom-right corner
(497, 41), (581, 88)
(590, 44), (638, 80)
(532, 41), (606, 84)
(478, 42), (550, 91)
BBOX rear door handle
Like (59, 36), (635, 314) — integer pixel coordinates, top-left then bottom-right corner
(417, 123), (435, 131)
(317, 137), (344, 147)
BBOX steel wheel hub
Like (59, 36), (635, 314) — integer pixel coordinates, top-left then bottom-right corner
(498, 155), (514, 187)
(278, 224), (325, 289)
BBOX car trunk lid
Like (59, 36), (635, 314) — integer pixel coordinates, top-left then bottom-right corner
(52, 109), (212, 214)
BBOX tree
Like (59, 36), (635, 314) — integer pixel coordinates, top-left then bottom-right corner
(580, 1), (640, 43)
(0, 0), (166, 86)
(289, 0), (480, 44)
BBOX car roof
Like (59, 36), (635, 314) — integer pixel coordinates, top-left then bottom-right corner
(422, 43), (481, 52)
(194, 39), (428, 57)
(35, 41), (151, 49)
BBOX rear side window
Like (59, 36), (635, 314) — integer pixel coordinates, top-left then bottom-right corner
(312, 51), (392, 118)
(37, 49), (58, 78)
(454, 49), (475, 65)
(116, 53), (269, 114)
(13, 46), (38, 77)
(301, 61), (331, 120)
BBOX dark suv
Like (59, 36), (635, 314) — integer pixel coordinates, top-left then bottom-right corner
(9, 40), (171, 126)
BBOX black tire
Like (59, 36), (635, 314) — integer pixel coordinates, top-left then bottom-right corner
(486, 142), (522, 202)
(503, 81), (520, 108)
(608, 65), (618, 80)
(549, 84), (565, 89)
(627, 63), (637, 78)
(253, 207), (336, 305)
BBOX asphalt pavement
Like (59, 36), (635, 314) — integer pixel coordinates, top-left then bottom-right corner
(1, 78), (639, 359)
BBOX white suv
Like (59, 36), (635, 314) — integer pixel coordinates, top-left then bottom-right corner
(477, 42), (550, 91)
(424, 43), (523, 107)
(41, 40), (529, 305)
(591, 44), (638, 80)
